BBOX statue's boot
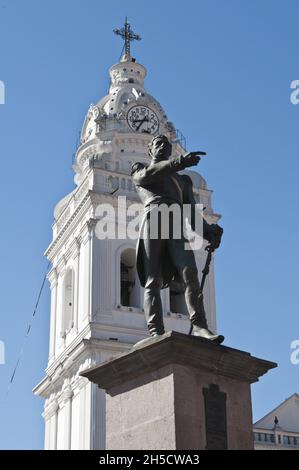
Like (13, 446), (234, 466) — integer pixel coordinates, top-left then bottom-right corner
(148, 329), (164, 337)
(187, 287), (224, 344)
(132, 324), (164, 349)
(191, 325), (224, 344)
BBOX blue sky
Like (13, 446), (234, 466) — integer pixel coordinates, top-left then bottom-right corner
(0, 0), (298, 449)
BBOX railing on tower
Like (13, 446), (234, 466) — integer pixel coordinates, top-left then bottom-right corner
(73, 116), (187, 163)
(95, 116), (127, 133)
(95, 116), (187, 150)
(175, 129), (187, 151)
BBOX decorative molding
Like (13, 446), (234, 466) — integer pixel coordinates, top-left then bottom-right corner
(74, 180), (89, 207)
(45, 193), (91, 258)
(62, 386), (74, 402)
(87, 218), (97, 235)
(48, 267), (58, 287)
(43, 400), (59, 420)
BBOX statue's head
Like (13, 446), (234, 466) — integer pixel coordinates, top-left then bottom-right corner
(148, 134), (172, 161)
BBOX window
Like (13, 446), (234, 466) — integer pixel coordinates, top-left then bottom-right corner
(262, 433), (274, 443)
(283, 435), (294, 446)
(61, 268), (74, 337)
(120, 249), (140, 308)
(108, 175), (119, 191)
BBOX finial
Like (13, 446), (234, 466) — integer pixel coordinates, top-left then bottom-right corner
(113, 17), (141, 60)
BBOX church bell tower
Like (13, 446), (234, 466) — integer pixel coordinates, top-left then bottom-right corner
(33, 20), (220, 450)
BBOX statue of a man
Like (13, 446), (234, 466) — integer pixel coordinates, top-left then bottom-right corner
(131, 134), (224, 343)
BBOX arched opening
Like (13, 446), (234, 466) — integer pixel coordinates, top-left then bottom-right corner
(61, 268), (74, 336)
(120, 248), (140, 308)
(108, 175), (119, 191)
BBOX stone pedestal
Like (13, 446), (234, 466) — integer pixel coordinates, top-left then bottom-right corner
(81, 331), (276, 450)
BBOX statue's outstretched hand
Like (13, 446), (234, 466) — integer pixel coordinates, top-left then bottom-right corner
(182, 151), (206, 168)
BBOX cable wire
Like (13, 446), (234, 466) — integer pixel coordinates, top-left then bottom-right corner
(3, 262), (50, 400)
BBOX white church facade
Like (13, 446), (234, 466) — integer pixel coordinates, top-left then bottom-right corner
(33, 21), (221, 450)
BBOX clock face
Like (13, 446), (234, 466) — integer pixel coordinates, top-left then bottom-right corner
(127, 106), (159, 134)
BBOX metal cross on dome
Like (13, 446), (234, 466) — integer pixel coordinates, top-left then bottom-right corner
(113, 17), (141, 58)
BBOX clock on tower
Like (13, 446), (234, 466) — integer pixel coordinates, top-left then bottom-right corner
(127, 105), (159, 134)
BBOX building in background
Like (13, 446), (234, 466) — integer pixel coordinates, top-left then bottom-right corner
(33, 20), (221, 450)
(253, 393), (299, 450)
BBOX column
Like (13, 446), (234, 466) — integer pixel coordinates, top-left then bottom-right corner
(90, 384), (106, 450)
(44, 400), (59, 450)
(73, 238), (81, 333)
(86, 219), (97, 322)
(63, 386), (74, 450)
(48, 268), (58, 361)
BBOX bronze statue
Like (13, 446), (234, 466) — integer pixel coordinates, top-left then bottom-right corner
(131, 135), (224, 343)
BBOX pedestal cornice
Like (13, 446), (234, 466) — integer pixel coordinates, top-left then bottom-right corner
(81, 330), (277, 392)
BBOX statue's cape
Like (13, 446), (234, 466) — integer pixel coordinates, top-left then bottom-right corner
(136, 209), (177, 289)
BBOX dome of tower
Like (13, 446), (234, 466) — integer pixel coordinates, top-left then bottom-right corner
(79, 57), (176, 145)
(74, 55), (180, 184)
